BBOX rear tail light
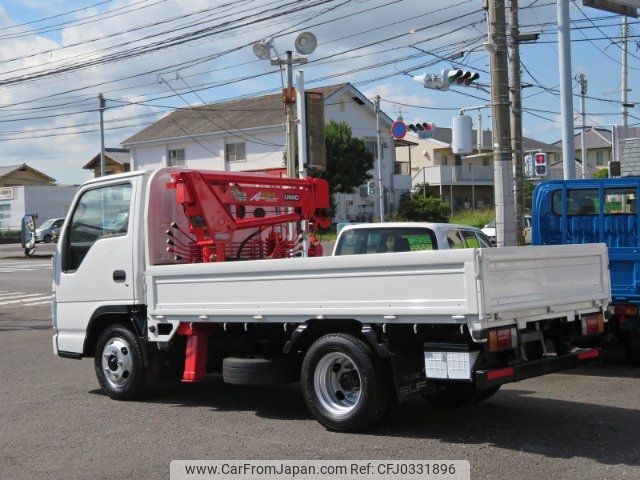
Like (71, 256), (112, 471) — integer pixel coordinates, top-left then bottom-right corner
(608, 305), (638, 316)
(488, 327), (518, 352)
(581, 313), (604, 336)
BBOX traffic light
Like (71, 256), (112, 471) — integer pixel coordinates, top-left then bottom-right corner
(443, 69), (480, 87)
(367, 181), (376, 196)
(407, 122), (433, 132)
(534, 152), (547, 177)
(414, 69), (480, 91)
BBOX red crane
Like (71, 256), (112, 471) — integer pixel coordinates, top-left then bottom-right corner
(166, 170), (331, 263)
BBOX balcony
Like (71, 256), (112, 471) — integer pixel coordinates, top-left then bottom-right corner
(412, 165), (494, 186)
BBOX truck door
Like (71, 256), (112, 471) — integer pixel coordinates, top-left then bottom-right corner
(53, 180), (138, 354)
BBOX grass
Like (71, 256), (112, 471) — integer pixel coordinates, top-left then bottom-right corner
(450, 209), (494, 229)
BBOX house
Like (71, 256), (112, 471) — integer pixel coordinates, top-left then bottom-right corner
(0, 163), (55, 187)
(394, 127), (560, 211)
(122, 83), (411, 222)
(83, 148), (130, 177)
(551, 126), (640, 175)
(0, 164), (76, 230)
(551, 127), (613, 173)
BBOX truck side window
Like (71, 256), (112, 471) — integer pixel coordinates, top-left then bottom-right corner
(446, 230), (465, 249)
(604, 188), (637, 214)
(553, 189), (598, 215)
(63, 183), (132, 272)
(461, 230), (480, 248)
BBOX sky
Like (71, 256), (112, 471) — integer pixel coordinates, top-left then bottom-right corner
(0, 0), (637, 185)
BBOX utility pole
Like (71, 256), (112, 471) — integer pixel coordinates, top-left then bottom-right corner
(621, 16), (629, 144)
(98, 93), (106, 177)
(296, 71), (309, 256)
(285, 51), (296, 179)
(508, 0), (524, 244)
(557, 0), (575, 179)
(271, 51), (307, 179)
(577, 73), (588, 178)
(488, 0), (516, 246)
(375, 95), (385, 222)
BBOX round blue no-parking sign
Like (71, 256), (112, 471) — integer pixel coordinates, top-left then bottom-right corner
(391, 121), (407, 139)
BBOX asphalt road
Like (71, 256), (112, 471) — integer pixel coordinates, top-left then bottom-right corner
(1, 245), (639, 480)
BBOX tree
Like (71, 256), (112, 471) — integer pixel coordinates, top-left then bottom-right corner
(593, 168), (609, 179)
(311, 121), (374, 195)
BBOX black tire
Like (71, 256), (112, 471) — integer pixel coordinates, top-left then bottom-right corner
(421, 383), (500, 408)
(222, 356), (300, 386)
(94, 325), (146, 400)
(43, 234), (52, 243)
(301, 333), (389, 432)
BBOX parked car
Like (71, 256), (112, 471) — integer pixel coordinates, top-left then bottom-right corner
(333, 222), (494, 255)
(482, 215), (532, 245)
(35, 218), (64, 243)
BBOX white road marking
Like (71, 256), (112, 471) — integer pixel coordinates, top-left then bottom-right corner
(22, 300), (51, 306)
(0, 292), (33, 300)
(0, 295), (51, 306)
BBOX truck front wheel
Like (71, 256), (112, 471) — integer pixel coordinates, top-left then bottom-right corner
(94, 325), (146, 400)
(301, 333), (389, 432)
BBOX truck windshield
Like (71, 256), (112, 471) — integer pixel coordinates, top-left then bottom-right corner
(335, 227), (437, 255)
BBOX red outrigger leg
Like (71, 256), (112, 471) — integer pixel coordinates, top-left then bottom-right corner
(176, 323), (216, 382)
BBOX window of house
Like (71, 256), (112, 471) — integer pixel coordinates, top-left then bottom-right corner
(596, 150), (604, 166)
(365, 139), (381, 159)
(167, 149), (185, 167)
(441, 155), (449, 165)
(339, 99), (345, 112)
(0, 204), (10, 229)
(483, 158), (489, 166)
(226, 142), (246, 163)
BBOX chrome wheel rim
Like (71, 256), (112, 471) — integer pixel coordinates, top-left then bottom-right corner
(101, 337), (133, 389)
(314, 352), (362, 417)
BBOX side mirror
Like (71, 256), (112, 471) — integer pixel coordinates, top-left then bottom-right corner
(21, 214), (36, 256)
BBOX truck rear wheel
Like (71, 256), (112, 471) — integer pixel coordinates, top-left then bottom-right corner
(301, 333), (389, 432)
(94, 325), (146, 400)
(421, 383), (500, 408)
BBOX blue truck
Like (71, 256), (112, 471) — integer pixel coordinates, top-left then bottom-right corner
(532, 178), (640, 363)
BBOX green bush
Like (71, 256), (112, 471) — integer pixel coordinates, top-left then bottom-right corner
(450, 209), (494, 229)
(0, 229), (20, 238)
(397, 195), (450, 223)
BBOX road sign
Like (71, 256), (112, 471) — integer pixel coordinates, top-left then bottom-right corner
(391, 120), (407, 139)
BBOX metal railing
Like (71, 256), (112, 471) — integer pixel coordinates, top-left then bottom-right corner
(412, 165), (494, 185)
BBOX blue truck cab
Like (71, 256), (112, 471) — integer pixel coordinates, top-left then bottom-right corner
(532, 178), (640, 362)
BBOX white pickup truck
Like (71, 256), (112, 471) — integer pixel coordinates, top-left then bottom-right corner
(52, 168), (609, 432)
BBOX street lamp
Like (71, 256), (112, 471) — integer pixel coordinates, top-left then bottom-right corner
(253, 32), (317, 179)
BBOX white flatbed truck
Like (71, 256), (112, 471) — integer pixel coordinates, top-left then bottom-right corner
(52, 168), (610, 431)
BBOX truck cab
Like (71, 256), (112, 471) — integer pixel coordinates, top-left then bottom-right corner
(532, 178), (640, 362)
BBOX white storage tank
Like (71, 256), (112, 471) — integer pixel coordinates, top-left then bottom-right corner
(451, 115), (473, 154)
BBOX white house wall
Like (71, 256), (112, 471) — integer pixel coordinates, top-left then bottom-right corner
(130, 130), (286, 173)
(0, 186), (77, 229)
(324, 93), (397, 222)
